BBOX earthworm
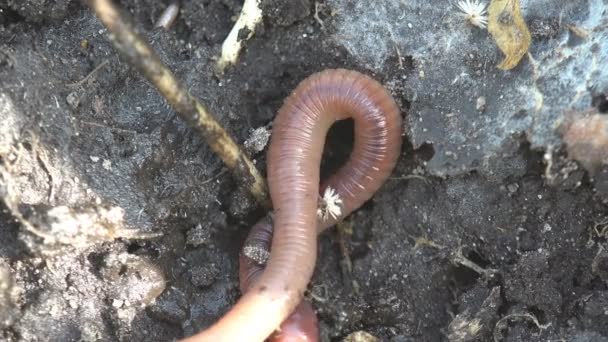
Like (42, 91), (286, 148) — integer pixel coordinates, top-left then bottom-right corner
(239, 216), (319, 341)
(181, 69), (402, 341)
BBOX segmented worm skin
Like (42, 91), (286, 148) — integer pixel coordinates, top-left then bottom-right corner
(239, 217), (319, 341)
(181, 69), (402, 342)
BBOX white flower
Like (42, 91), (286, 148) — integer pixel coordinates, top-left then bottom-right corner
(316, 187), (343, 221)
(456, 0), (488, 29)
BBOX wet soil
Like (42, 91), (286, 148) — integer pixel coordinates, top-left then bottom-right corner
(1, 1), (607, 341)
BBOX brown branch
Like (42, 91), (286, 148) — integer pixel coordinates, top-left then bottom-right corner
(86, 0), (270, 208)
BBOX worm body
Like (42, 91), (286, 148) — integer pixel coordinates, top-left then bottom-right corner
(239, 217), (319, 341)
(182, 69), (402, 342)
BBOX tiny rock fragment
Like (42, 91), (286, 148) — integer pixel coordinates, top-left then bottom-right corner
(476, 96), (487, 112)
(102, 159), (112, 170)
(155, 0), (180, 30)
(66, 92), (80, 109)
(244, 126), (271, 154)
(242, 244), (270, 265)
(506, 182), (519, 193)
(102, 253), (166, 306)
(186, 223), (212, 247)
(112, 298), (124, 308)
(147, 287), (189, 324)
(448, 315), (483, 341)
(343, 331), (379, 342)
(560, 109), (608, 175)
(487, 0), (531, 70)
(190, 264), (220, 287)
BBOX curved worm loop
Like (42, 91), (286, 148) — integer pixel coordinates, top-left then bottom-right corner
(181, 69), (402, 342)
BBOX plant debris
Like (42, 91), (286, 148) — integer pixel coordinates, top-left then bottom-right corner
(487, 0), (531, 70)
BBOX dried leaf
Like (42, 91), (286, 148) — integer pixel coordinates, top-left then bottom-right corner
(487, 0), (531, 70)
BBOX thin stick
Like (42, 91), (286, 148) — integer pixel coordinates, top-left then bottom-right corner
(87, 0), (270, 208)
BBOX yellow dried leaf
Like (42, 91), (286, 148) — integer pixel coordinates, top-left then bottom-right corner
(487, 0), (531, 70)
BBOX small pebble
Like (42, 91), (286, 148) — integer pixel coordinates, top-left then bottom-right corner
(147, 287), (189, 324)
(476, 96), (486, 112)
(507, 183), (519, 193)
(343, 331), (379, 342)
(190, 264), (219, 287)
(186, 223), (212, 247)
(66, 92), (79, 109)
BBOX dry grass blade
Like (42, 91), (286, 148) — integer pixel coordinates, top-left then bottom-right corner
(86, 0), (270, 208)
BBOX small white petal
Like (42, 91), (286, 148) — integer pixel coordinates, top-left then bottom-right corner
(455, 0), (488, 29)
(317, 187), (343, 221)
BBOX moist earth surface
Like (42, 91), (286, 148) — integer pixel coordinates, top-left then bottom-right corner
(1, 1), (607, 341)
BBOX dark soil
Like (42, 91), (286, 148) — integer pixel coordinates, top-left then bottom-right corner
(1, 1), (607, 341)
